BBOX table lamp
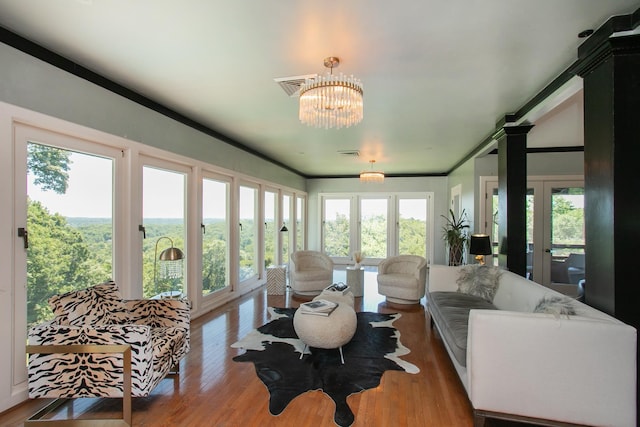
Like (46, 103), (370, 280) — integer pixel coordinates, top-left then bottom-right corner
(469, 234), (492, 265)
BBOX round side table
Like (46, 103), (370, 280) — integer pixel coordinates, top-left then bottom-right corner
(293, 292), (357, 364)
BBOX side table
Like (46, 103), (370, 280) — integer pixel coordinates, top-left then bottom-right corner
(266, 265), (287, 295)
(346, 266), (364, 297)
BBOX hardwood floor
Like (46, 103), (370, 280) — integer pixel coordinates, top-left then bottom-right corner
(0, 271), (528, 426)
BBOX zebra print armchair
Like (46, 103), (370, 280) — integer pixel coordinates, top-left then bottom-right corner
(26, 281), (190, 426)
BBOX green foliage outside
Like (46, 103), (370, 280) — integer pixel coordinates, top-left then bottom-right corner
(494, 192), (584, 258)
(324, 213), (428, 259)
(26, 201), (112, 327)
(323, 213), (350, 257)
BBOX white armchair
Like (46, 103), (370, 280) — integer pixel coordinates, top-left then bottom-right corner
(290, 250), (334, 297)
(377, 255), (427, 305)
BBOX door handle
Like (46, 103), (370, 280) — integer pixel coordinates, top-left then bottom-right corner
(17, 227), (28, 249)
(544, 249), (551, 253)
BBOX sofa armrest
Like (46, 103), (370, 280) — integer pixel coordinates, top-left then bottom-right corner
(125, 298), (190, 329)
(467, 310), (637, 426)
(27, 323), (153, 398)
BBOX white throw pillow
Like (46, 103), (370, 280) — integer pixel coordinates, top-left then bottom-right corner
(533, 295), (576, 317)
(456, 265), (503, 302)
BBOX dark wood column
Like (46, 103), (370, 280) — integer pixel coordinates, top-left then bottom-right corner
(571, 13), (640, 422)
(494, 121), (533, 277)
(571, 13), (640, 328)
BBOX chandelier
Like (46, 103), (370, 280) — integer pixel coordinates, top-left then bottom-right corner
(360, 160), (384, 183)
(299, 57), (363, 129)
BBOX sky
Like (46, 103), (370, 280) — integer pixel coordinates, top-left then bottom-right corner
(28, 151), (190, 219)
(28, 149), (430, 221)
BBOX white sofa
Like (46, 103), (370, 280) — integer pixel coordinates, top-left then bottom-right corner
(427, 264), (637, 427)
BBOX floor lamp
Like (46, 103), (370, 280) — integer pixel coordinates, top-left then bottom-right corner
(154, 236), (184, 298)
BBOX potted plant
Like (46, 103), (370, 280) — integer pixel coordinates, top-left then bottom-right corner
(442, 209), (469, 266)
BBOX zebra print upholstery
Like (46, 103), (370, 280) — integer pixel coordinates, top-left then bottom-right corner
(27, 281), (190, 399)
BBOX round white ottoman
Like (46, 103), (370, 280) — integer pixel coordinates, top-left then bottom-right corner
(293, 297), (357, 363)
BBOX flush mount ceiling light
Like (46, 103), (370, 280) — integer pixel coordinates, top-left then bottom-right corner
(360, 160), (384, 183)
(299, 57), (364, 129)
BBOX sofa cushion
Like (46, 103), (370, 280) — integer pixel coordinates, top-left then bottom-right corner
(49, 281), (128, 326)
(456, 265), (502, 302)
(429, 291), (497, 367)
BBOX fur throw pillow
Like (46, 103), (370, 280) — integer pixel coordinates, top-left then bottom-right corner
(456, 265), (503, 302)
(534, 295), (576, 318)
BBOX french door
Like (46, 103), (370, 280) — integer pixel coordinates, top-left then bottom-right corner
(482, 177), (584, 286)
(321, 193), (433, 265)
(13, 124), (122, 405)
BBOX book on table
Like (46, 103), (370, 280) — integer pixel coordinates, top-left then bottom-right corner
(300, 299), (338, 316)
(324, 282), (350, 295)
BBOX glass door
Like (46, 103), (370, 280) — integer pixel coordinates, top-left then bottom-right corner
(542, 182), (585, 287)
(238, 184), (259, 282)
(202, 174), (230, 297)
(359, 197), (389, 262)
(322, 197), (352, 260)
(141, 162), (187, 299)
(263, 190), (277, 268)
(482, 177), (583, 287)
(398, 197), (428, 258)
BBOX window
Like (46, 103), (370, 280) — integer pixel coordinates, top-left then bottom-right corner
(202, 175), (230, 296)
(26, 143), (115, 327)
(321, 193), (432, 264)
(398, 197), (428, 257)
(296, 195), (306, 250)
(239, 184), (259, 281)
(323, 198), (351, 258)
(360, 198), (388, 259)
(282, 193), (292, 265)
(263, 190), (278, 268)
(13, 123), (122, 396)
(142, 162), (187, 298)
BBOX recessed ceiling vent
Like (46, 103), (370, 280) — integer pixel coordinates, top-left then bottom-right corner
(338, 150), (360, 157)
(274, 74), (317, 97)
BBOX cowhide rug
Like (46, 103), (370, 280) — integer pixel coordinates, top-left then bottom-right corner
(231, 307), (419, 427)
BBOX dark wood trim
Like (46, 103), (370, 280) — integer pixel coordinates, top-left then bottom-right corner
(474, 409), (590, 427)
(487, 146), (584, 155)
(0, 26), (305, 178)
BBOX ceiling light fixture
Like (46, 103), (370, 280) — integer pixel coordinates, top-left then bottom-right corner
(360, 160), (384, 183)
(299, 57), (363, 129)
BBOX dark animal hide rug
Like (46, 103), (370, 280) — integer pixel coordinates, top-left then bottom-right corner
(231, 307), (419, 427)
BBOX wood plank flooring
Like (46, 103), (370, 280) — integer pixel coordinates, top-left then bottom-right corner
(0, 271), (528, 426)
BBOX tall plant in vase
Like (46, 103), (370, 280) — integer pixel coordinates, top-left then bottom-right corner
(442, 209), (469, 266)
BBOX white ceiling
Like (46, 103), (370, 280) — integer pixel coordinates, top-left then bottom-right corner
(0, 0), (637, 177)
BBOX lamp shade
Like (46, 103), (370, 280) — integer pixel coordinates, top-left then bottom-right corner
(159, 247), (184, 261)
(469, 234), (492, 256)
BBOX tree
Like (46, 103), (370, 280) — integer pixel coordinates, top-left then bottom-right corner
(27, 143), (71, 194)
(26, 200), (110, 326)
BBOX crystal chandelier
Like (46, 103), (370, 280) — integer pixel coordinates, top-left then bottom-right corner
(299, 57), (363, 129)
(360, 160), (384, 183)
